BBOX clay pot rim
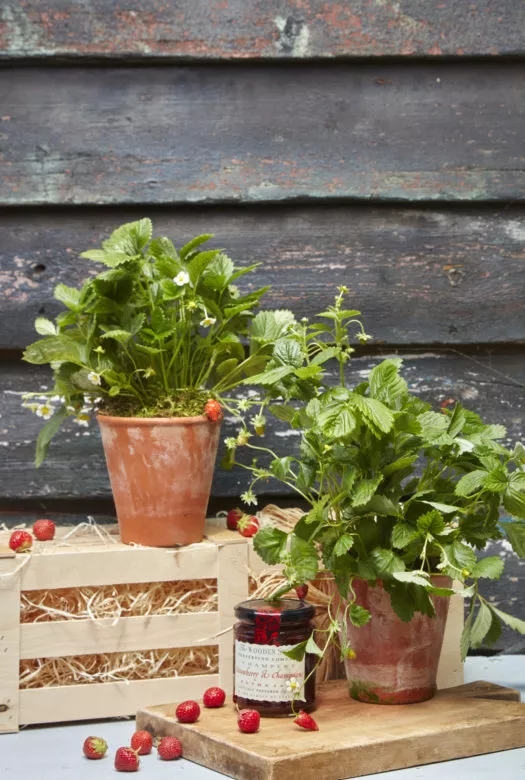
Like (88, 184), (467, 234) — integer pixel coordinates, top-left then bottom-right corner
(96, 412), (216, 427)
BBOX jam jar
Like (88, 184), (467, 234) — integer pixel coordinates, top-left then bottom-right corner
(233, 598), (316, 716)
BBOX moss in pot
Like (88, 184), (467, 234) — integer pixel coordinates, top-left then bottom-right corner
(21, 218), (286, 547)
(230, 288), (525, 704)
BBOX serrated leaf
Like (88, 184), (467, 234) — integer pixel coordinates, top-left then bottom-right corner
(242, 365), (294, 386)
(310, 346), (340, 365)
(352, 475), (383, 507)
(54, 283), (82, 310)
(80, 249), (108, 264)
(273, 338), (303, 368)
(253, 526), (288, 566)
(416, 510), (445, 536)
(503, 487), (525, 519)
(362, 494), (400, 517)
(393, 571), (431, 587)
(368, 358), (407, 404)
(460, 610), (474, 661)
(420, 500), (460, 515)
(202, 252), (234, 290)
(489, 605), (525, 635)
(504, 521), (525, 557)
(179, 233), (213, 261)
(100, 329), (132, 344)
(269, 404), (296, 423)
(418, 411), (448, 440)
(349, 394), (394, 435)
(392, 523), (420, 549)
(484, 469), (508, 492)
(290, 536), (319, 582)
(187, 249), (219, 284)
(471, 556), (504, 580)
(271, 456), (294, 480)
(333, 534), (354, 557)
(348, 604), (371, 627)
(281, 640), (308, 662)
(295, 365), (322, 380)
(447, 404), (466, 438)
(250, 310), (296, 344)
(451, 540), (477, 571)
(370, 547), (405, 575)
(305, 634), (324, 657)
(383, 454), (418, 477)
(455, 470), (488, 497)
(23, 336), (84, 366)
(34, 317), (57, 336)
(325, 408), (356, 439)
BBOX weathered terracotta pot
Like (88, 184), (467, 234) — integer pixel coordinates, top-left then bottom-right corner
(340, 576), (451, 704)
(97, 414), (221, 547)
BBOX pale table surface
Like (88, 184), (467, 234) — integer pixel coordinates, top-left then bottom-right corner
(2, 656), (524, 779)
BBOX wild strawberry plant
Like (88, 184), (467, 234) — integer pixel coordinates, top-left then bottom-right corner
(231, 289), (525, 658)
(22, 219), (279, 465)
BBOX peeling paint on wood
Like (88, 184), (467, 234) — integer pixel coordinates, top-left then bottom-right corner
(1, 353), (523, 502)
(0, 64), (524, 205)
(1, 1), (524, 60)
(1, 206), (525, 350)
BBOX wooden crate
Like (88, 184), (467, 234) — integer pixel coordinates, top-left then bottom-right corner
(0, 522), (249, 733)
(0, 522), (463, 733)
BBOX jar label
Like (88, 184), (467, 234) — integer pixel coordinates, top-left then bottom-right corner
(234, 640), (306, 703)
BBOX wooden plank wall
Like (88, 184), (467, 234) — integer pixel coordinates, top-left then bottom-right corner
(1, 1), (524, 650)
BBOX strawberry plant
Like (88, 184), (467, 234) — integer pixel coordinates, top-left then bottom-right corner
(231, 288), (525, 659)
(20, 219), (281, 465)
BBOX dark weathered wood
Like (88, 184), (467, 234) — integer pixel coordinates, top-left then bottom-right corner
(1, 1), (524, 60)
(1, 63), (524, 206)
(2, 206), (525, 350)
(1, 352), (524, 501)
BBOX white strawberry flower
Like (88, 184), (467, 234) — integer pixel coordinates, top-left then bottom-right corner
(286, 677), (299, 693)
(87, 371), (101, 386)
(200, 315), (216, 328)
(174, 271), (190, 286)
(74, 414), (90, 428)
(36, 403), (54, 420)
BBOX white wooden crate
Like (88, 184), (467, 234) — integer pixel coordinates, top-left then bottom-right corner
(0, 523), (463, 733)
(0, 522), (249, 733)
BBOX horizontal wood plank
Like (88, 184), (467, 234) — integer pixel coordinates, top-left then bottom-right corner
(1, 352), (523, 501)
(2, 206), (525, 349)
(20, 613), (219, 659)
(1, 63), (524, 205)
(1, 1), (524, 59)
(19, 673), (219, 725)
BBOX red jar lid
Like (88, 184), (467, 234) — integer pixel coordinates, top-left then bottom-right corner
(234, 598), (315, 622)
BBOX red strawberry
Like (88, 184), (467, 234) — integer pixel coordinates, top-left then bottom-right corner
(9, 530), (33, 553)
(130, 729), (153, 755)
(204, 399), (223, 422)
(176, 700), (200, 723)
(226, 507), (243, 531)
(203, 686), (226, 708)
(295, 584), (309, 600)
(293, 710), (319, 731)
(237, 514), (259, 538)
(157, 736), (182, 760)
(238, 709), (260, 734)
(83, 736), (108, 760)
(33, 518), (56, 541)
(114, 747), (140, 772)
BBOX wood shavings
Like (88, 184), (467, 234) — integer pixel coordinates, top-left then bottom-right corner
(19, 646), (218, 689)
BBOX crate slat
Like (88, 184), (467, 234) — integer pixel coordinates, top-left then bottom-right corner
(0, 555), (20, 733)
(19, 674), (220, 725)
(19, 543), (220, 590)
(217, 542), (250, 694)
(20, 612), (219, 660)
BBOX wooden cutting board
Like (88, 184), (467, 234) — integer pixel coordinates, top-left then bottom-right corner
(136, 680), (525, 780)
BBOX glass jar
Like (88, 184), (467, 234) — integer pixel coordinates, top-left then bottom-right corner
(233, 598), (316, 716)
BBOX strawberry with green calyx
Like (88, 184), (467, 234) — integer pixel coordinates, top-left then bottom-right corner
(33, 519), (55, 541)
(9, 530), (33, 553)
(130, 730), (153, 755)
(237, 514), (259, 538)
(238, 709), (260, 733)
(83, 736), (108, 760)
(295, 584), (309, 600)
(226, 508), (243, 531)
(114, 747), (140, 772)
(293, 711), (319, 731)
(204, 399), (223, 422)
(157, 736), (182, 760)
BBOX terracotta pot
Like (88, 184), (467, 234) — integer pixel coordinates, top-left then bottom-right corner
(97, 414), (221, 547)
(340, 576), (451, 704)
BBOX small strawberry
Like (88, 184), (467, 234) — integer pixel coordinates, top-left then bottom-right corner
(238, 709), (260, 734)
(226, 507), (243, 531)
(130, 729), (153, 755)
(293, 710), (319, 731)
(33, 518), (56, 541)
(83, 736), (108, 760)
(204, 399), (223, 423)
(9, 530), (33, 553)
(203, 686), (226, 708)
(157, 736), (182, 760)
(295, 584), (309, 600)
(176, 700), (200, 723)
(237, 514), (259, 538)
(114, 747), (140, 772)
